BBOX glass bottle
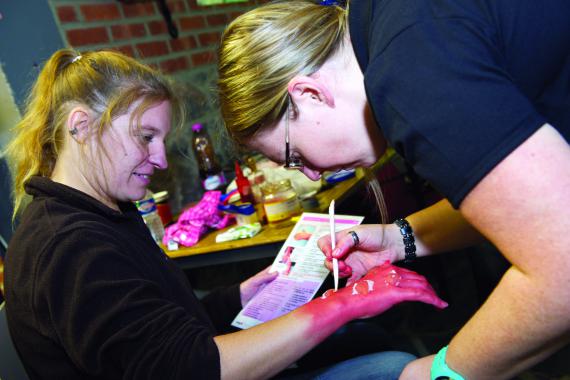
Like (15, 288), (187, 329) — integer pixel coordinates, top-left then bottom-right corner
(191, 123), (227, 191)
(261, 179), (301, 223)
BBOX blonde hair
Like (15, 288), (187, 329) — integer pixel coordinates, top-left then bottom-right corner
(5, 49), (184, 218)
(218, 1), (391, 223)
(218, 0), (348, 145)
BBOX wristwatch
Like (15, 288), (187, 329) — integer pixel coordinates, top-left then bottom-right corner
(431, 346), (466, 380)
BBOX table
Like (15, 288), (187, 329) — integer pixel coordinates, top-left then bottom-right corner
(166, 169), (368, 269)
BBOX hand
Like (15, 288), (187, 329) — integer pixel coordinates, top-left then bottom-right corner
(321, 262), (447, 320)
(318, 224), (400, 285)
(399, 355), (434, 380)
(239, 266), (278, 307)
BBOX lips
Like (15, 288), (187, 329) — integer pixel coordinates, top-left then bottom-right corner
(133, 172), (151, 179)
(133, 172), (153, 185)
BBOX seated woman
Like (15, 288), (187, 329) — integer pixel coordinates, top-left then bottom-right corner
(4, 49), (446, 380)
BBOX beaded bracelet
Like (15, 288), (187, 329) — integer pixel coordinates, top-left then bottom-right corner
(394, 218), (416, 263)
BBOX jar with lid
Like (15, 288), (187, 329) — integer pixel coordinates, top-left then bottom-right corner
(261, 179), (301, 223)
(153, 190), (173, 227)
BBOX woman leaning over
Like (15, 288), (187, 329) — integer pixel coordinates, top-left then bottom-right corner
(217, 1), (570, 379)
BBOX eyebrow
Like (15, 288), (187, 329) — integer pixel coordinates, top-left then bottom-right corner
(139, 125), (159, 132)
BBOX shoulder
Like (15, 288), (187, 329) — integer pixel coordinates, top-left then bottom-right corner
(18, 196), (121, 243)
(9, 196), (130, 272)
(350, 0), (494, 65)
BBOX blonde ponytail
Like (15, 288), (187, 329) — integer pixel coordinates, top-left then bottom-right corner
(5, 49), (184, 219)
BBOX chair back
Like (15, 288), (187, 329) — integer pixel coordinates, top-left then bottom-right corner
(0, 155), (14, 245)
(0, 302), (29, 380)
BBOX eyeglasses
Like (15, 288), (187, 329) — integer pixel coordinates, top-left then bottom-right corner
(284, 102), (304, 170)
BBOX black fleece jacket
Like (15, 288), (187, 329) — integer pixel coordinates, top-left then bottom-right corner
(5, 176), (241, 380)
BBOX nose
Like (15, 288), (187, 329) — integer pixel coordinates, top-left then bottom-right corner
(149, 142), (168, 170)
(301, 167), (322, 181)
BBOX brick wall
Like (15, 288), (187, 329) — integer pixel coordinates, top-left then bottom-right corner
(48, 0), (265, 211)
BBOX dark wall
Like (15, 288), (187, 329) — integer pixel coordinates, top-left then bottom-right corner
(0, 0), (64, 108)
(0, 0), (63, 243)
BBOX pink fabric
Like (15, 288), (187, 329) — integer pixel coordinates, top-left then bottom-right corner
(163, 191), (235, 247)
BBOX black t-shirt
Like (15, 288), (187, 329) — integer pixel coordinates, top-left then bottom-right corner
(5, 177), (242, 379)
(350, 0), (570, 207)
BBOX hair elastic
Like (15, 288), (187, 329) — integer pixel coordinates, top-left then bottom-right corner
(319, 0), (346, 7)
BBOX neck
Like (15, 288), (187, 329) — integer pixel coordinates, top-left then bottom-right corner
(51, 149), (120, 211)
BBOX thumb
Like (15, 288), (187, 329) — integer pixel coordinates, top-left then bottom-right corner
(253, 270), (278, 286)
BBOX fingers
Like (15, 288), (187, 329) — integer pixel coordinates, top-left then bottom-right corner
(317, 235), (332, 258)
(337, 260), (350, 274)
(361, 263), (439, 295)
(339, 266), (352, 278)
(382, 283), (447, 309)
(331, 232), (359, 259)
(262, 265), (273, 273)
(252, 269), (278, 286)
(386, 267), (435, 291)
(407, 288), (448, 309)
(363, 260), (393, 277)
(399, 273), (436, 292)
(324, 258), (352, 278)
(346, 272), (362, 286)
(324, 260), (352, 278)
(396, 278), (434, 292)
(319, 231), (360, 260)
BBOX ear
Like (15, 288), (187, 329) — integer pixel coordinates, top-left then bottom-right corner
(66, 106), (91, 143)
(287, 75), (335, 108)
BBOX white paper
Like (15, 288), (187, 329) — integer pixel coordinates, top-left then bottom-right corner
(231, 212), (364, 329)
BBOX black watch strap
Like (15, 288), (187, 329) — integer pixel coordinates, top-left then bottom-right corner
(394, 218), (416, 263)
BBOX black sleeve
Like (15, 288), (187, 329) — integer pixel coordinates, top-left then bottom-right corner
(201, 285), (242, 334)
(365, 17), (546, 207)
(34, 227), (222, 379)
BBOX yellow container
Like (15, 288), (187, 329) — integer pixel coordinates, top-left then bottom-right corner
(261, 179), (301, 223)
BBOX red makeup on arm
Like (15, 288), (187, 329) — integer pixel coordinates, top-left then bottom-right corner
(214, 263), (446, 380)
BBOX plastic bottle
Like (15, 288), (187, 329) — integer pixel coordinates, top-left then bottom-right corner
(191, 123), (227, 191)
(234, 161), (255, 204)
(245, 156), (266, 204)
(245, 157), (268, 223)
(135, 191), (165, 245)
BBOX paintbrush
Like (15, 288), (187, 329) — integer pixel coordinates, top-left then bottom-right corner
(329, 200), (339, 291)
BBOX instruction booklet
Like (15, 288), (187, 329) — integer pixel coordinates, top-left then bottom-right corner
(231, 212), (364, 329)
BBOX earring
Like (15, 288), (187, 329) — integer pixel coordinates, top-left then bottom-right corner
(69, 128), (78, 136)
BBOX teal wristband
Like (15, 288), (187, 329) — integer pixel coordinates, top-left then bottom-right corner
(431, 346), (465, 380)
